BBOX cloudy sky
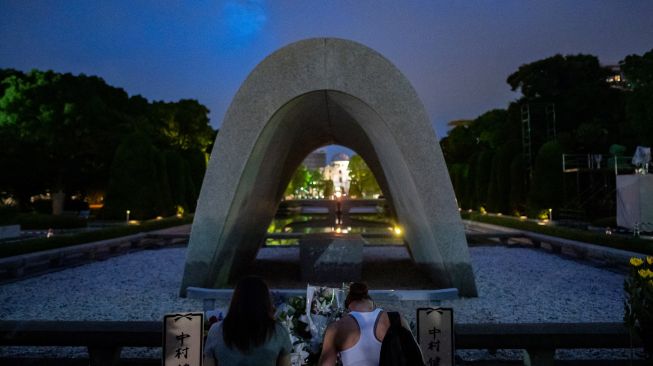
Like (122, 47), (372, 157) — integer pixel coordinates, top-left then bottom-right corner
(1, 1), (652, 157)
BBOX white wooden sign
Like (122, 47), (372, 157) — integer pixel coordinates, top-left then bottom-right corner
(417, 307), (454, 366)
(163, 312), (204, 366)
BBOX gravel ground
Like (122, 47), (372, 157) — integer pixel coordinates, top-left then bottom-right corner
(0, 245), (640, 360)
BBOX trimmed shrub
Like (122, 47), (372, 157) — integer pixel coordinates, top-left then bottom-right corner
(509, 154), (527, 212)
(473, 150), (493, 208)
(487, 144), (516, 214)
(529, 141), (564, 210)
(0, 215), (192, 258)
(17, 213), (87, 230)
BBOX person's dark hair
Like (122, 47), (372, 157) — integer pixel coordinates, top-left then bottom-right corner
(222, 276), (276, 352)
(345, 282), (372, 308)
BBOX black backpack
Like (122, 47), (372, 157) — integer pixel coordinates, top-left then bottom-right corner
(379, 311), (425, 366)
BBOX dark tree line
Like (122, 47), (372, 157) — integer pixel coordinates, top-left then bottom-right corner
(441, 48), (653, 219)
(0, 69), (216, 219)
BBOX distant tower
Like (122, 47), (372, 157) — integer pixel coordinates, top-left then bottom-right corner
(323, 153), (351, 196)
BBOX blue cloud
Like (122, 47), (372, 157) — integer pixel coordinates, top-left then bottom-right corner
(222, 0), (266, 41)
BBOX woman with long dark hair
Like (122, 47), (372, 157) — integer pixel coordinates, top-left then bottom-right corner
(204, 276), (292, 366)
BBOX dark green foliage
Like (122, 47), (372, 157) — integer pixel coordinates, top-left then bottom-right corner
(164, 150), (190, 210)
(0, 70), (135, 211)
(621, 48), (653, 148)
(323, 180), (334, 198)
(529, 141), (564, 210)
(348, 182), (362, 198)
(103, 133), (173, 220)
(285, 164), (311, 197)
(509, 154), (527, 212)
(150, 99), (215, 151)
(473, 150), (493, 208)
(486, 144), (516, 214)
(0, 206), (20, 225)
(348, 155), (382, 198)
(507, 53), (624, 153)
(443, 50), (648, 216)
(462, 154), (476, 209)
(0, 68), (215, 217)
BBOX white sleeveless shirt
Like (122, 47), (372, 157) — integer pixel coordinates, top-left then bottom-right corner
(339, 308), (383, 366)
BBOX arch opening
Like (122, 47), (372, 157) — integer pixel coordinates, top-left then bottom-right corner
(268, 145), (396, 242)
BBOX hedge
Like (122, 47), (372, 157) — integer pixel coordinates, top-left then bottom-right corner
(0, 215), (193, 258)
(462, 212), (653, 255)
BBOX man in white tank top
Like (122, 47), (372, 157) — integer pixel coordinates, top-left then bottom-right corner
(318, 283), (410, 366)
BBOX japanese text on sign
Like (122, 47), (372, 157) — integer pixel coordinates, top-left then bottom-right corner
(163, 312), (204, 366)
(417, 308), (454, 366)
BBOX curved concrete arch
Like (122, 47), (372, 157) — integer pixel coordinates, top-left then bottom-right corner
(181, 38), (477, 297)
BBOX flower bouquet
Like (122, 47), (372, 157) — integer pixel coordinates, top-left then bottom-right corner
(624, 256), (653, 358)
(274, 285), (346, 365)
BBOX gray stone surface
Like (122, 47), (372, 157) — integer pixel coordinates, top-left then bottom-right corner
(299, 234), (363, 284)
(181, 38), (477, 296)
(0, 225), (20, 240)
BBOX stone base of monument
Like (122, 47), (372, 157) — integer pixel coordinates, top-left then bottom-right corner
(299, 234), (364, 285)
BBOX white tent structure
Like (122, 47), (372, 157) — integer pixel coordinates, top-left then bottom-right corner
(616, 174), (653, 233)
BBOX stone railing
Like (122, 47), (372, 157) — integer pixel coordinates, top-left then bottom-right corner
(0, 320), (644, 366)
(186, 287), (460, 311)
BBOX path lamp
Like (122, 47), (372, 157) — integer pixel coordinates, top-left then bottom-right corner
(126, 210), (130, 223)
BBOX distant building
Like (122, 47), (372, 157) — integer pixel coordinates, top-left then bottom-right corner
(303, 149), (327, 170)
(323, 153), (351, 197)
(605, 64), (628, 90)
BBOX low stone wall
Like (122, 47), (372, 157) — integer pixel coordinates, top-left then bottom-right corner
(0, 225), (20, 240)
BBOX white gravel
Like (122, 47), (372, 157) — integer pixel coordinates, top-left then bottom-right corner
(440, 246), (625, 324)
(0, 245), (634, 360)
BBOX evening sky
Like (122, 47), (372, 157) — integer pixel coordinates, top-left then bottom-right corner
(1, 1), (652, 158)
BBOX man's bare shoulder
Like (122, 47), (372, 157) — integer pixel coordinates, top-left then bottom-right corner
(325, 314), (360, 338)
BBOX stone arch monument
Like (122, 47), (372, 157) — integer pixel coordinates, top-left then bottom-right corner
(180, 38), (477, 297)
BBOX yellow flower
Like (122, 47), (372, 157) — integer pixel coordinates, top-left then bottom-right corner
(648, 256), (653, 265)
(639, 269), (647, 278)
(630, 257), (644, 266)
(639, 269), (653, 278)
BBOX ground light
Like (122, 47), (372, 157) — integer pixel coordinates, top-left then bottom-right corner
(393, 226), (402, 236)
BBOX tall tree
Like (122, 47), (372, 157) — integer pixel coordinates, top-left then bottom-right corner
(507, 54), (623, 153)
(150, 99), (215, 153)
(621, 48), (653, 148)
(529, 141), (564, 211)
(103, 133), (174, 220)
(0, 70), (137, 212)
(348, 155), (381, 198)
